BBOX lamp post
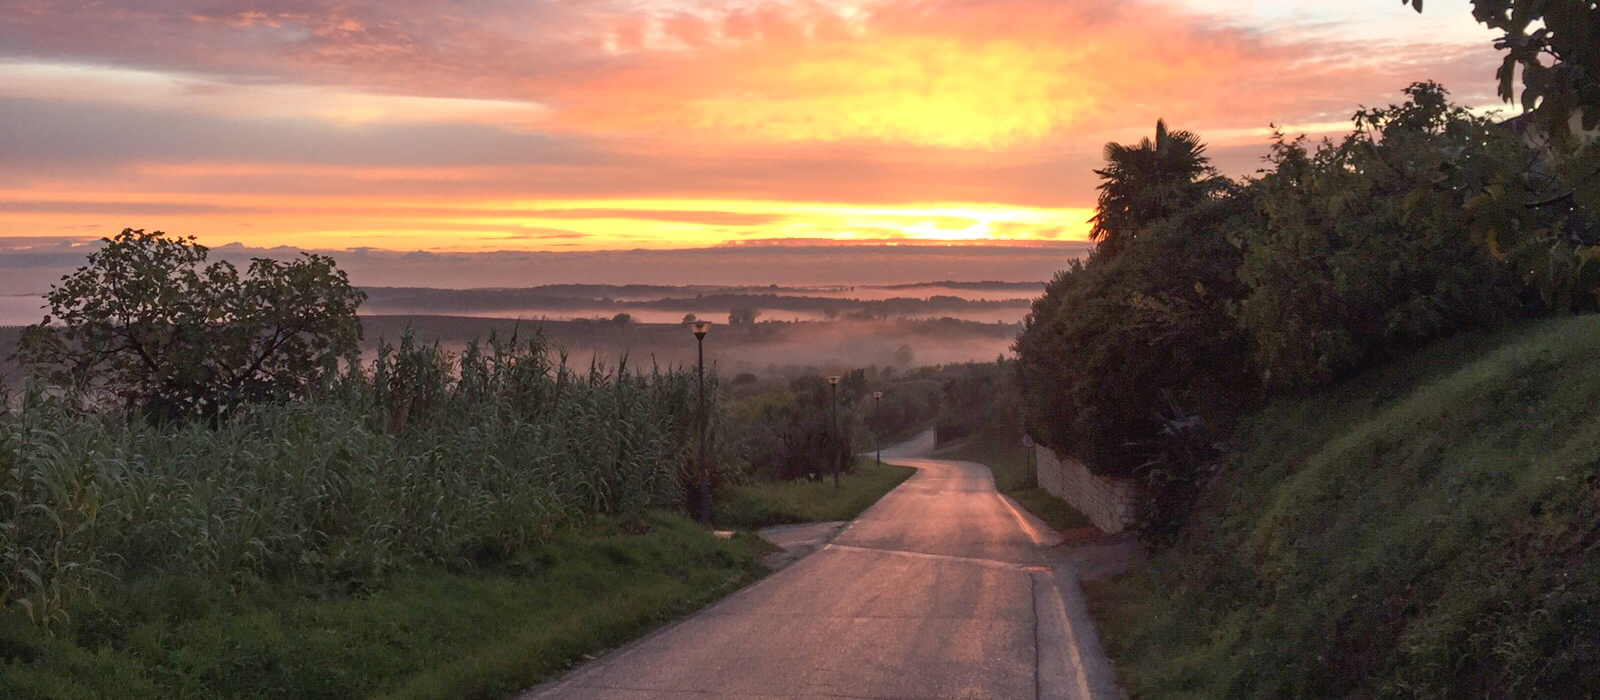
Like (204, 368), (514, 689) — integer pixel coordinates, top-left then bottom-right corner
(871, 391), (883, 466)
(826, 375), (841, 489)
(691, 321), (713, 524)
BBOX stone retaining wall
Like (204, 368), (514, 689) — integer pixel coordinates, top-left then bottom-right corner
(1035, 445), (1138, 534)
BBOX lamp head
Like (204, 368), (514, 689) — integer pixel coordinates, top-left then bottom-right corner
(689, 321), (712, 339)
(826, 375), (841, 386)
(872, 391), (883, 400)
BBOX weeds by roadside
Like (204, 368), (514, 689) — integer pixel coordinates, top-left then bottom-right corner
(0, 513), (766, 700)
(715, 457), (914, 530)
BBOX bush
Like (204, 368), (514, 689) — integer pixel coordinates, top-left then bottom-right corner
(932, 359), (1021, 444)
(1235, 83), (1526, 390)
(1017, 193), (1253, 477)
(735, 375), (865, 482)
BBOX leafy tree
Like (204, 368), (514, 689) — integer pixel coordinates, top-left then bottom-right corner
(1403, 1), (1600, 296)
(19, 229), (365, 420)
(933, 359), (1022, 444)
(1018, 193), (1252, 476)
(737, 375), (865, 481)
(1089, 120), (1220, 259)
(1408, 0), (1600, 306)
(892, 344), (915, 367)
(727, 306), (761, 325)
(1019, 120), (1258, 539)
(1404, 0), (1599, 140)
(1235, 83), (1524, 390)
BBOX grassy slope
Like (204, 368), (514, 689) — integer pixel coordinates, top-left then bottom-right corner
(1091, 317), (1600, 698)
(936, 434), (1093, 532)
(0, 514), (767, 700)
(715, 457), (916, 530)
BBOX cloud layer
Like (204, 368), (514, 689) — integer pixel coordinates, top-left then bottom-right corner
(0, 0), (1506, 254)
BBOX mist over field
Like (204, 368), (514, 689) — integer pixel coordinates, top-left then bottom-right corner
(0, 241), (1055, 372)
(0, 279), (1034, 384)
(361, 315), (1020, 379)
(355, 282), (1034, 373)
(359, 282), (1042, 325)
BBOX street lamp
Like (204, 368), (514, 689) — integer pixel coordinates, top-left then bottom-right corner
(691, 321), (713, 524)
(826, 375), (841, 489)
(871, 391), (883, 466)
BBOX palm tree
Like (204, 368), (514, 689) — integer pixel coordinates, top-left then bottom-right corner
(1089, 120), (1215, 259)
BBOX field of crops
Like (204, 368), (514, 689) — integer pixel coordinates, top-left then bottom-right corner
(0, 329), (734, 627)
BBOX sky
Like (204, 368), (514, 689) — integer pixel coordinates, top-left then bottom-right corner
(0, 0), (1508, 285)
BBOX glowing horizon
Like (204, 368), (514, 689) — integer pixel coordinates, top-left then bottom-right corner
(0, 0), (1506, 256)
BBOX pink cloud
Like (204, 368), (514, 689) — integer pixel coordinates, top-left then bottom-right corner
(0, 0), (1505, 140)
(0, 0), (1512, 252)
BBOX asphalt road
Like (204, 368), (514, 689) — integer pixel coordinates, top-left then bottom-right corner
(523, 434), (1123, 700)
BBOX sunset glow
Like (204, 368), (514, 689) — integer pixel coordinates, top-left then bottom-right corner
(0, 0), (1506, 259)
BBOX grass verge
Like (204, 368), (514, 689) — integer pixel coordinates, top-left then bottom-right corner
(715, 457), (915, 530)
(0, 512), (767, 700)
(935, 433), (1093, 532)
(1089, 317), (1600, 698)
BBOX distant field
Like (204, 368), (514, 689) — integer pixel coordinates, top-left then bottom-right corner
(0, 280), (1034, 381)
(0, 315), (1017, 382)
(361, 315), (1020, 377)
(358, 281), (1041, 324)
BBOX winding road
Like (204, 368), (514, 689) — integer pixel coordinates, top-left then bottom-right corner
(522, 432), (1126, 700)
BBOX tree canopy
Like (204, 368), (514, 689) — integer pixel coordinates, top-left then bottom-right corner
(1088, 120), (1219, 259)
(19, 229), (366, 420)
(1016, 82), (1585, 536)
(1405, 0), (1599, 140)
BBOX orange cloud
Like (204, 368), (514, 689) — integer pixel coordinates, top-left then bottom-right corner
(539, 0), (1496, 150)
(0, 0), (1508, 256)
(547, 1), (1282, 147)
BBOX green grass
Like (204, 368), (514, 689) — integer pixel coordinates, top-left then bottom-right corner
(0, 513), (767, 700)
(936, 433), (1094, 532)
(1089, 316), (1600, 699)
(715, 457), (916, 530)
(2, 331), (723, 629)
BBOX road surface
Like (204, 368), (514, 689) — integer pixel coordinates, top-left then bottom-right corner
(522, 433), (1124, 700)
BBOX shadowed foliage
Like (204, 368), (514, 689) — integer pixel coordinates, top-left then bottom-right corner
(1089, 120), (1220, 260)
(17, 229), (365, 422)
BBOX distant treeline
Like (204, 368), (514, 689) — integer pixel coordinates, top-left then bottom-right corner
(359, 315), (1019, 379)
(360, 285), (1034, 318)
(874, 280), (1044, 290)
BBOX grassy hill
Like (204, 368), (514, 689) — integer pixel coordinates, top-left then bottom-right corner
(1091, 317), (1600, 698)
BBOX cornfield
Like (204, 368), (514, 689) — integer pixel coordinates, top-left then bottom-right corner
(0, 329), (736, 626)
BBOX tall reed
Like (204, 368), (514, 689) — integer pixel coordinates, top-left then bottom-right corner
(0, 329), (736, 625)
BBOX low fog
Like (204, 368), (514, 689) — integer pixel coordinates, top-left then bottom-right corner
(359, 316), (1019, 378)
(358, 283), (1041, 326)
